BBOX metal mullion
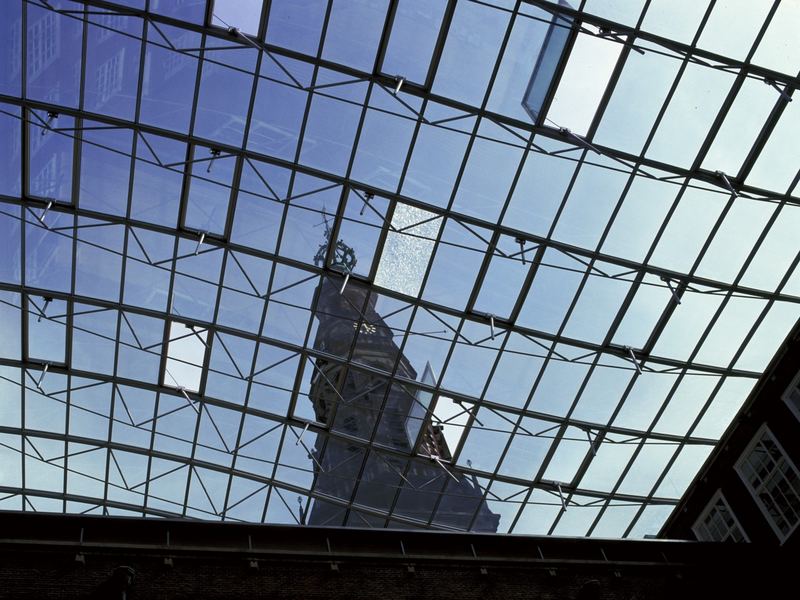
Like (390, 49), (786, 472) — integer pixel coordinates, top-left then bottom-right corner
(0, 279), (768, 383)
(408, 5), (522, 364)
(693, 0), (777, 178)
(214, 32), (268, 521)
(406, 12), (522, 504)
(343, 308), (424, 526)
(177, 26), (209, 234)
(63, 0), (86, 504)
(7, 97), (800, 299)
(179, 238), (235, 514)
(0, 414), (686, 508)
(365, 199), (396, 284)
(421, 0), (457, 91)
(520, 245), (624, 506)
(493, 127), (536, 229)
(582, 0), (650, 142)
(18, 0), (28, 506)
(736, 83), (797, 187)
(371, 0), (399, 81)
(443, 0), (520, 218)
(334, 76), (380, 282)
(66, 0), (800, 150)
(99, 4), (151, 515)
(689, 71), (748, 177)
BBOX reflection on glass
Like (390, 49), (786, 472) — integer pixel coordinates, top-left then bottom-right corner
(0, 0), (22, 96)
(25, 210), (73, 293)
(26, 0), (83, 108)
(84, 12), (142, 120)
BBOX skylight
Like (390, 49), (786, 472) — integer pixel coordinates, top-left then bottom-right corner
(0, 0), (797, 538)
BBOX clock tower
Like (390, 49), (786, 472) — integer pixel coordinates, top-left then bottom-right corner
(305, 220), (499, 531)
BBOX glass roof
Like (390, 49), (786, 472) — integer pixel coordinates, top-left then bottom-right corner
(0, 0), (798, 537)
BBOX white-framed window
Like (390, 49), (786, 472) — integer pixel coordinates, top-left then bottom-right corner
(735, 425), (800, 543)
(692, 490), (748, 542)
(95, 47), (126, 106)
(27, 10), (59, 81)
(781, 369), (800, 422)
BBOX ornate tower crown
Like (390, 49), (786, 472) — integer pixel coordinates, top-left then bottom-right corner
(314, 211), (357, 274)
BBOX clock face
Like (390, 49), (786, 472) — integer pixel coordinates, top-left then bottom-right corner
(352, 321), (377, 335)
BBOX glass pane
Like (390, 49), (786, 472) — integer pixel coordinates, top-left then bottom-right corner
(140, 24), (200, 134)
(26, 0), (83, 108)
(374, 204), (441, 297)
(322, 0), (390, 72)
(84, 12), (143, 120)
(27, 297), (67, 363)
(382, 0), (448, 85)
(702, 77), (777, 176)
(212, 0), (264, 33)
(546, 30), (622, 135)
(28, 111), (74, 203)
(266, 0), (327, 57)
(184, 146), (237, 235)
(646, 62), (735, 168)
(0, 0), (22, 96)
(432, 1), (510, 106)
(194, 43), (257, 148)
(165, 321), (208, 392)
